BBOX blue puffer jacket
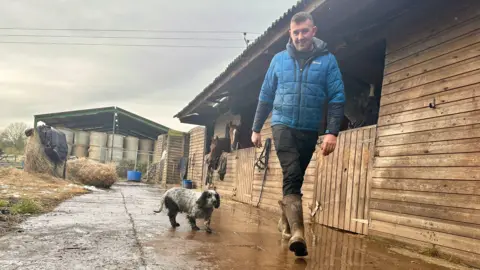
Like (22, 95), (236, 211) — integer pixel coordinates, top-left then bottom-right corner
(255, 38), (345, 133)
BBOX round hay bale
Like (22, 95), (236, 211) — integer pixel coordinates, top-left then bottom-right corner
(23, 130), (65, 177)
(66, 158), (117, 188)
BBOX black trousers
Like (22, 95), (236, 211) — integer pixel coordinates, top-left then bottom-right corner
(272, 125), (318, 197)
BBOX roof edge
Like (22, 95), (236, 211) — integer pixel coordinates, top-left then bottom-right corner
(35, 106), (171, 133)
(116, 107), (170, 133)
(35, 106), (116, 119)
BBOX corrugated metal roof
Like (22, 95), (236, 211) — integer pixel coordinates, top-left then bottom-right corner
(35, 106), (170, 139)
(174, 0), (312, 118)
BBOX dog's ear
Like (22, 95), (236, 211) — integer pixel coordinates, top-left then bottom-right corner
(196, 191), (208, 208)
(214, 192), (220, 209)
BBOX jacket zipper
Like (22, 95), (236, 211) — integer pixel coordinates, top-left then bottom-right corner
(296, 56), (316, 127)
(293, 60), (299, 127)
(296, 60), (302, 127)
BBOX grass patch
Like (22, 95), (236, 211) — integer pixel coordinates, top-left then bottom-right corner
(0, 200), (9, 208)
(10, 199), (43, 215)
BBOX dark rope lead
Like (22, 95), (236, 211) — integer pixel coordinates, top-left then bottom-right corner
(255, 137), (271, 207)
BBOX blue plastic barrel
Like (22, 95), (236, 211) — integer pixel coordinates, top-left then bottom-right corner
(127, 170), (142, 181)
(182, 179), (193, 189)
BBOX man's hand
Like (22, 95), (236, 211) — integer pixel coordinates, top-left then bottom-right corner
(321, 134), (337, 156)
(251, 131), (262, 148)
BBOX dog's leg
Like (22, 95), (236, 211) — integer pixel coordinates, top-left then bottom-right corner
(168, 210), (180, 228)
(187, 215), (200, 231)
(165, 196), (180, 228)
(204, 218), (212, 233)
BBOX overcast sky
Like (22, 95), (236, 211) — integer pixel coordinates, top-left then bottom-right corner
(0, 0), (297, 132)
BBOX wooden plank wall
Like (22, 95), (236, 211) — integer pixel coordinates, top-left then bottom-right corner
(153, 134), (167, 164)
(212, 153), (236, 198)
(372, 1), (480, 267)
(163, 134), (186, 184)
(232, 147), (255, 205)
(153, 134), (167, 182)
(187, 126), (205, 189)
(183, 133), (190, 168)
(313, 126), (376, 235)
(251, 116), (316, 220)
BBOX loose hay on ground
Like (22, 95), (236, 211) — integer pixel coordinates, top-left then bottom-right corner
(66, 158), (117, 188)
(0, 167), (87, 236)
(23, 130), (65, 177)
(0, 167), (87, 211)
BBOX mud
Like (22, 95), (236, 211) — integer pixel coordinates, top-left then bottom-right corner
(0, 182), (462, 270)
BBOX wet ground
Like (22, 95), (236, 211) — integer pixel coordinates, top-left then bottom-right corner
(0, 182), (464, 270)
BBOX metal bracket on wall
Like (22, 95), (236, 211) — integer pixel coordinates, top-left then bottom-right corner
(429, 97), (436, 109)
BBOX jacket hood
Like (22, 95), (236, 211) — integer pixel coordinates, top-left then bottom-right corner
(286, 37), (329, 58)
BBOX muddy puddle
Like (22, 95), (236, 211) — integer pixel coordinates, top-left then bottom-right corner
(143, 201), (452, 270)
(0, 183), (464, 270)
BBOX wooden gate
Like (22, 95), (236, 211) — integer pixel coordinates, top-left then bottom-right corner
(312, 125), (376, 235)
(233, 148), (255, 204)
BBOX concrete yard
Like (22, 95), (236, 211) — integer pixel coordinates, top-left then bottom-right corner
(0, 182), (465, 270)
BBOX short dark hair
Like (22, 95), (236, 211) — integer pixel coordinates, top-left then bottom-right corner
(291, 12), (314, 24)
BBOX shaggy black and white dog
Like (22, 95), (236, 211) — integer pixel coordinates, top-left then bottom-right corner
(153, 187), (220, 233)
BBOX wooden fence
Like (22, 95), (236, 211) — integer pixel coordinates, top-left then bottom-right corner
(205, 125), (376, 236)
(187, 127), (205, 189)
(232, 148), (255, 205)
(211, 153), (237, 198)
(312, 125), (376, 235)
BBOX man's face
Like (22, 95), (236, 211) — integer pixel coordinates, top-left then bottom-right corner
(289, 19), (317, 52)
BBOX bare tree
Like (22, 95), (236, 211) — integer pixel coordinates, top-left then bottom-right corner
(0, 122), (29, 152)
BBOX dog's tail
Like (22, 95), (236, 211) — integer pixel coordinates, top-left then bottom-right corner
(153, 192), (167, 214)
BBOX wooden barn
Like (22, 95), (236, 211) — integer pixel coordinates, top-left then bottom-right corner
(147, 129), (190, 185)
(186, 126), (206, 189)
(175, 0), (480, 267)
(161, 129), (189, 184)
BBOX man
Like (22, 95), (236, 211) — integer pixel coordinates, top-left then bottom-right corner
(251, 12), (345, 257)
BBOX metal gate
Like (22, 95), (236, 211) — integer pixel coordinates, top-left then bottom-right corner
(233, 148), (255, 204)
(312, 125), (376, 235)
